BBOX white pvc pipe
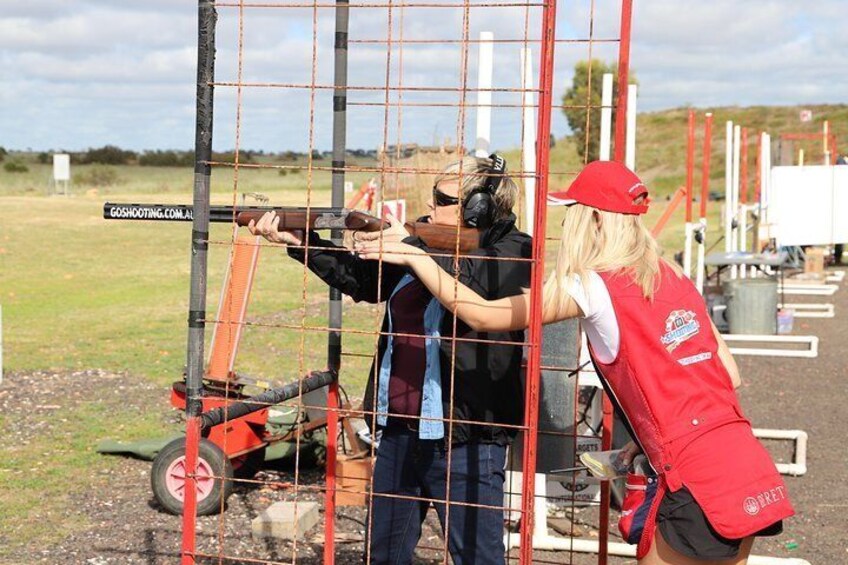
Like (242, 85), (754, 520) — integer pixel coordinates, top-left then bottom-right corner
(731, 125), (741, 277)
(683, 223), (693, 279)
(753, 428), (808, 477)
(760, 133), (771, 225)
(779, 303), (835, 318)
(779, 284), (838, 296)
(696, 219), (707, 294)
(474, 31), (494, 158)
(625, 84), (637, 170)
(599, 73), (613, 161)
(520, 47), (536, 232)
(723, 334), (819, 358)
(724, 121), (734, 274)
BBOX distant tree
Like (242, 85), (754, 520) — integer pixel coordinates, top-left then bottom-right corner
(82, 145), (137, 165)
(37, 152), (50, 164)
(0, 147), (7, 162)
(139, 150), (194, 167)
(4, 160), (29, 173)
(561, 60), (637, 163)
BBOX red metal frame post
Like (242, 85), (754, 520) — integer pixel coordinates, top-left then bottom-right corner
(518, 0), (557, 561)
(324, 383), (340, 563)
(613, 0), (634, 165)
(599, 2), (635, 563)
(181, 2), (217, 562)
(700, 114), (713, 220)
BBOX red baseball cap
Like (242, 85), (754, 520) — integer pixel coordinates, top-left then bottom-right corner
(547, 161), (650, 215)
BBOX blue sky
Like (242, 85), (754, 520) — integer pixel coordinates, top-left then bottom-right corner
(1, 1), (845, 152)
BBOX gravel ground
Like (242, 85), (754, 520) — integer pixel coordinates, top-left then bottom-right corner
(1, 269), (845, 564)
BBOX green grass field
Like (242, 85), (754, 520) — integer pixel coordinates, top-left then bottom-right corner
(0, 102), (843, 553)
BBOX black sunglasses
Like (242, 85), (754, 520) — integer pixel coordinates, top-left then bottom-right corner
(432, 185), (460, 207)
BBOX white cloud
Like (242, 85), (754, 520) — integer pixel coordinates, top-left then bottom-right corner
(0, 1), (843, 151)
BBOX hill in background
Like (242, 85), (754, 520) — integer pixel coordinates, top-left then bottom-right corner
(541, 103), (848, 199)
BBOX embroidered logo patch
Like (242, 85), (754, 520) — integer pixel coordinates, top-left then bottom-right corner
(660, 310), (700, 352)
(743, 497), (760, 516)
(743, 486), (787, 517)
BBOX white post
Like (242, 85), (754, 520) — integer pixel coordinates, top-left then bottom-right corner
(725, 121), (735, 277)
(696, 217), (707, 293)
(761, 133), (771, 225)
(599, 73), (614, 161)
(823, 120), (830, 164)
(625, 84), (638, 170)
(520, 47), (537, 232)
(732, 126), (744, 277)
(683, 224), (693, 278)
(474, 31), (494, 158)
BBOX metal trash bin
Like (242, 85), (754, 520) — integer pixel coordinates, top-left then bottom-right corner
(722, 278), (778, 335)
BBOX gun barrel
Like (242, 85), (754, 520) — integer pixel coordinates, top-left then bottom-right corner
(200, 370), (337, 430)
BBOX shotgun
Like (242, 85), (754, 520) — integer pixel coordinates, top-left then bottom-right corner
(103, 202), (481, 252)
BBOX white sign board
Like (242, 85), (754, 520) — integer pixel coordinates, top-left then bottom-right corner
(344, 181), (353, 193)
(770, 165), (848, 246)
(53, 154), (71, 181)
(799, 109), (812, 123)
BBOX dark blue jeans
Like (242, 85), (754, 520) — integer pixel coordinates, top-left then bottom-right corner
(367, 422), (507, 565)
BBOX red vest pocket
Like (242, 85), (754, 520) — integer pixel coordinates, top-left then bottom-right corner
(673, 422), (794, 538)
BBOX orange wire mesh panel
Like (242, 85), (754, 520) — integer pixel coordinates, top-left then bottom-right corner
(170, 1), (635, 564)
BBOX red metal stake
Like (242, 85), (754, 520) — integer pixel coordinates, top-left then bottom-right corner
(323, 382), (340, 564)
(613, 0), (634, 165)
(518, 0), (558, 561)
(180, 416), (202, 565)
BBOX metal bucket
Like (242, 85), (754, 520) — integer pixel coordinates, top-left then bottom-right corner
(722, 278), (778, 335)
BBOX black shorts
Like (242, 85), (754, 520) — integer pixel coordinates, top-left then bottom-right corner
(657, 486), (783, 560)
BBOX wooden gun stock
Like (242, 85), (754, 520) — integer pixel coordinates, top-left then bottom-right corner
(404, 222), (481, 252)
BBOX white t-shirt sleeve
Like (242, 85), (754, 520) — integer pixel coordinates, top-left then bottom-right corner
(566, 271), (620, 364)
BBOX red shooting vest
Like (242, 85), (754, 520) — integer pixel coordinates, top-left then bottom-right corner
(590, 264), (794, 539)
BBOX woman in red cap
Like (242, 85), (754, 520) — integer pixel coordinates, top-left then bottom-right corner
(356, 160), (793, 564)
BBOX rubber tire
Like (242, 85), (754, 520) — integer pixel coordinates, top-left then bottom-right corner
(232, 447), (267, 480)
(151, 437), (234, 516)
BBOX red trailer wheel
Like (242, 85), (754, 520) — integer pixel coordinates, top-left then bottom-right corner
(151, 437), (233, 516)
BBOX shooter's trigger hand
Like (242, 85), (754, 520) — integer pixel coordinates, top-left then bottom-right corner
(355, 212), (410, 244)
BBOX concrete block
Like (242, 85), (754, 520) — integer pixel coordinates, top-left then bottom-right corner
(251, 501), (320, 540)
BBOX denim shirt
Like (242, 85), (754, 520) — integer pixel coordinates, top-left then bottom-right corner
(376, 274), (446, 439)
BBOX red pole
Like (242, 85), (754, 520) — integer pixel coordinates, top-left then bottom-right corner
(740, 128), (749, 205)
(613, 0), (634, 164)
(685, 109), (695, 223)
(699, 113), (713, 220)
(601, 2), (634, 564)
(180, 417), (202, 565)
(323, 384), (340, 564)
(518, 0), (557, 560)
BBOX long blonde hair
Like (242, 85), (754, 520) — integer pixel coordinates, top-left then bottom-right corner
(543, 204), (682, 314)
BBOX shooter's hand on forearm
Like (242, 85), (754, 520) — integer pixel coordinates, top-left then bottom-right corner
(248, 211), (305, 246)
(354, 213), (409, 244)
(354, 240), (426, 266)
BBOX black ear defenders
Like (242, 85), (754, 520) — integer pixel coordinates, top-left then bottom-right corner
(462, 153), (507, 229)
